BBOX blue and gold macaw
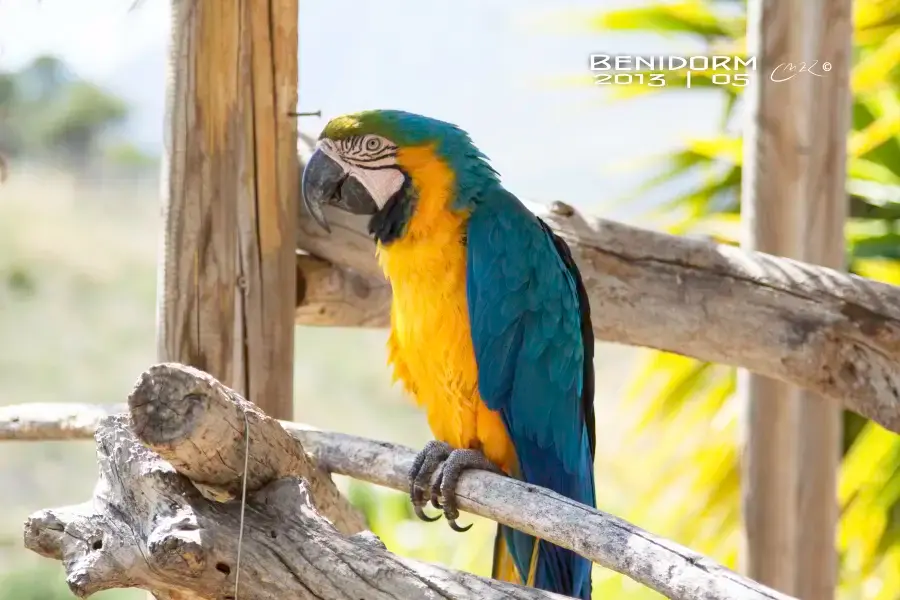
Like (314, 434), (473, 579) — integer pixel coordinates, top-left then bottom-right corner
(301, 110), (596, 600)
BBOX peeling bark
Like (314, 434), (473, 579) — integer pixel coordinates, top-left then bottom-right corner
(16, 363), (794, 600)
(23, 416), (569, 599)
(127, 363), (366, 534)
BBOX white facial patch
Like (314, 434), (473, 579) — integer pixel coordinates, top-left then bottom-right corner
(317, 136), (405, 209)
(349, 168), (404, 208)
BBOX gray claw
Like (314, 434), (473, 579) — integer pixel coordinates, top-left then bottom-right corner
(447, 518), (473, 533)
(432, 448), (505, 534)
(414, 504), (441, 522)
(407, 440), (452, 523)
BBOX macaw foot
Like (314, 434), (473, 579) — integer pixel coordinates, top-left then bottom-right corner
(408, 440), (452, 523)
(408, 441), (505, 533)
(433, 448), (505, 532)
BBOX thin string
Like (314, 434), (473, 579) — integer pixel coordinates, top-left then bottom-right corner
(234, 413), (250, 599)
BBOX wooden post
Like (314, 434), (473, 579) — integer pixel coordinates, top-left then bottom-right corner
(739, 0), (810, 592)
(794, 1), (853, 599)
(157, 0), (298, 417)
(154, 2), (298, 594)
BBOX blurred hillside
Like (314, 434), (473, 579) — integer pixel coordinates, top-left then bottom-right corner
(0, 56), (158, 177)
(0, 54), (645, 598)
(0, 59), (161, 594)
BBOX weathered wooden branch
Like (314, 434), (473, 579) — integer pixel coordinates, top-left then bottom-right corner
(127, 363), (366, 535)
(793, 1), (853, 597)
(24, 415), (571, 600)
(294, 169), (900, 434)
(0, 402), (127, 441)
(158, 0), (298, 420)
(740, 0), (812, 587)
(295, 253), (391, 326)
(16, 366), (793, 600)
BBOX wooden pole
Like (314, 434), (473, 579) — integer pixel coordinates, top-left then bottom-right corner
(157, 0), (298, 417)
(154, 2), (298, 593)
(739, 0), (811, 592)
(794, 1), (853, 599)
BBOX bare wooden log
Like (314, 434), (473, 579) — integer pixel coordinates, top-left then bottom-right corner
(23, 415), (571, 600)
(740, 0), (814, 587)
(295, 253), (391, 326)
(794, 0), (854, 597)
(159, 3), (299, 596)
(158, 0), (297, 420)
(10, 396), (792, 600)
(127, 363), (366, 535)
(294, 432), (794, 600)
(0, 401), (318, 444)
(0, 402), (127, 441)
(294, 192), (900, 434)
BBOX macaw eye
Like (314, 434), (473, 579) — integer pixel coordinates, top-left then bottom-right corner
(365, 137), (382, 152)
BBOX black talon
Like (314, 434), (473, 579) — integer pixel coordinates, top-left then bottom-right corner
(414, 504), (441, 522)
(409, 443), (506, 530)
(409, 471), (438, 521)
(441, 488), (472, 533)
(430, 448), (506, 534)
(430, 469), (445, 509)
(407, 440), (453, 523)
(447, 518), (473, 533)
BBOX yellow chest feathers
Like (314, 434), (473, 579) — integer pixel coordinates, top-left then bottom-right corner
(377, 145), (475, 409)
(376, 145), (515, 472)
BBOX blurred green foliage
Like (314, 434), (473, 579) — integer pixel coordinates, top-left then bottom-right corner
(0, 55), (151, 168)
(0, 565), (141, 600)
(582, 1), (900, 598)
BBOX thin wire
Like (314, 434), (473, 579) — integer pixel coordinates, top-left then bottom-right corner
(234, 413), (250, 600)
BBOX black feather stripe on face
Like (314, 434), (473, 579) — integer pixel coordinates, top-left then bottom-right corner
(368, 170), (417, 245)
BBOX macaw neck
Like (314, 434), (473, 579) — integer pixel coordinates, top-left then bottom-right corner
(394, 145), (463, 239)
(372, 146), (465, 239)
(373, 146), (464, 282)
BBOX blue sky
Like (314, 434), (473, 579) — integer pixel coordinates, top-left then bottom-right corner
(0, 0), (725, 219)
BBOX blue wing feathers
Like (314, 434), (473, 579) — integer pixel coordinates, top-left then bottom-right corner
(466, 188), (595, 600)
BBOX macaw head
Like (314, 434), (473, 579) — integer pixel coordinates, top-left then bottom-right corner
(301, 109), (498, 244)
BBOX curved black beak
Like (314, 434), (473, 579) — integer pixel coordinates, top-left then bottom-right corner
(301, 149), (380, 233)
